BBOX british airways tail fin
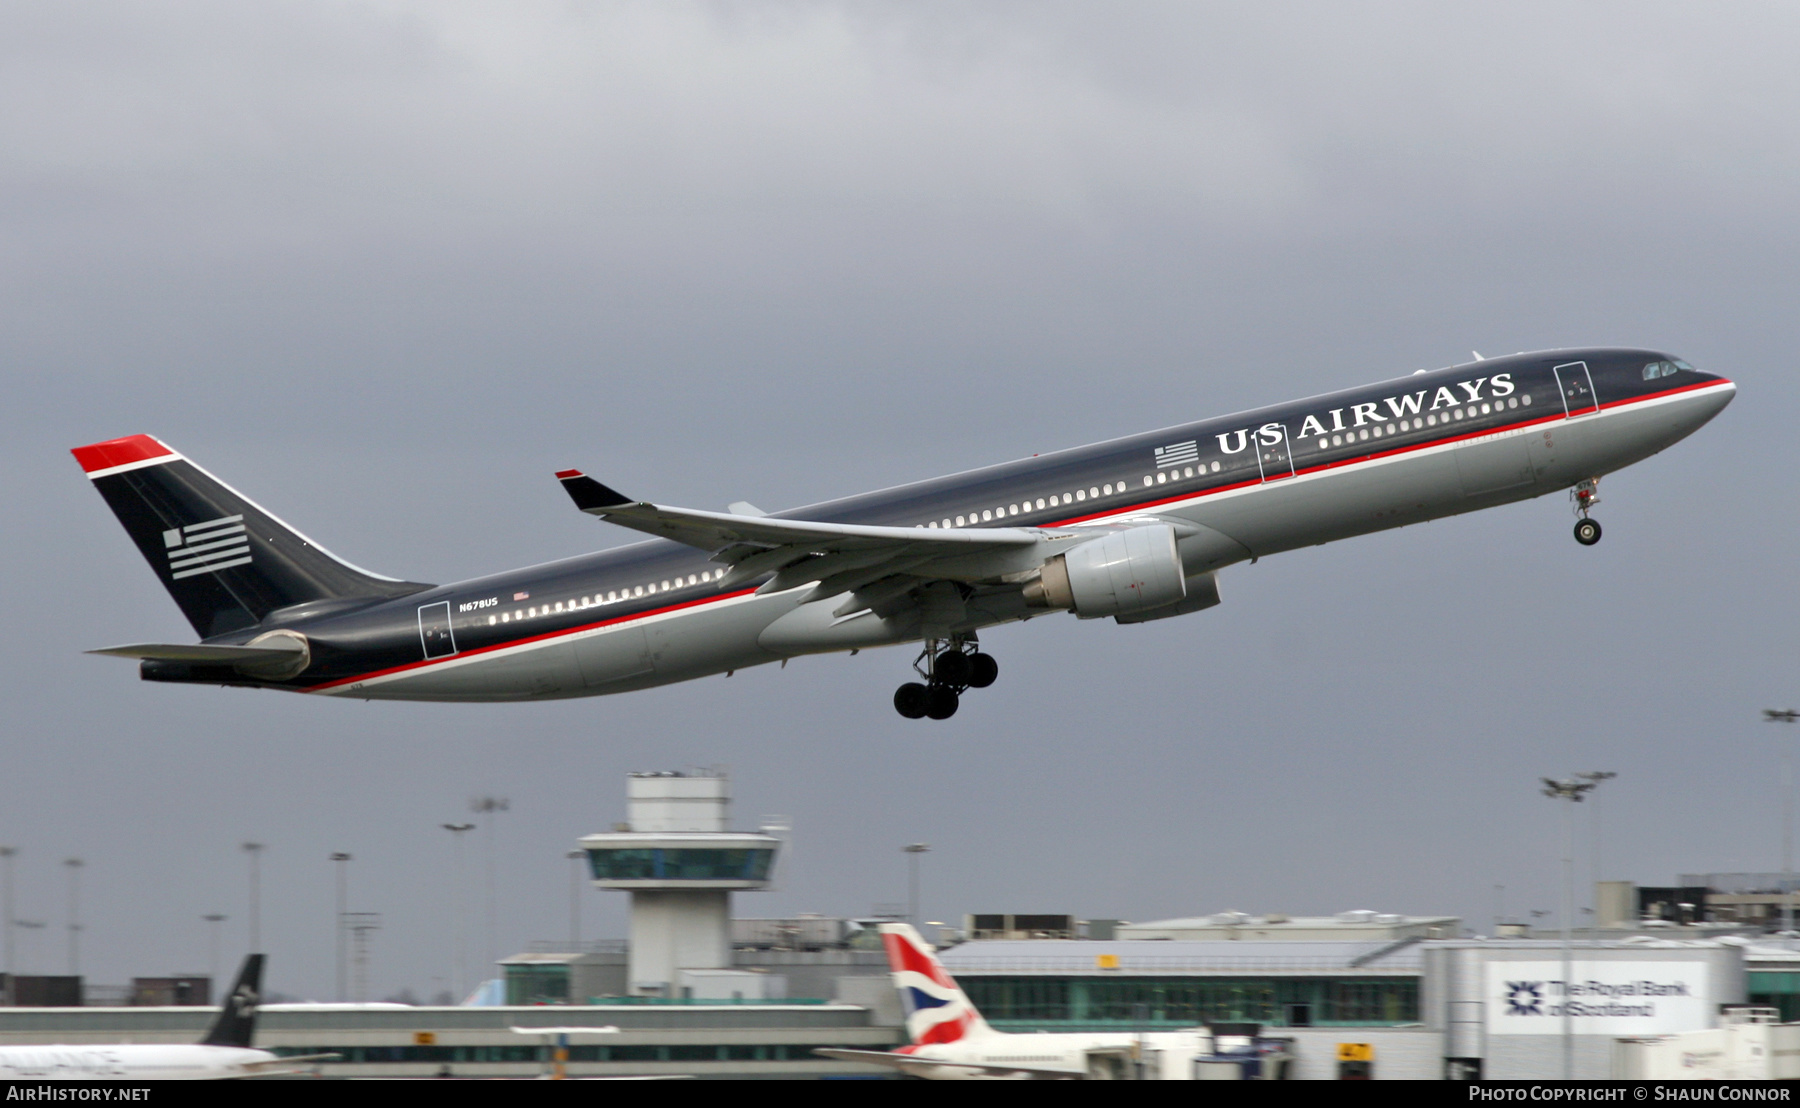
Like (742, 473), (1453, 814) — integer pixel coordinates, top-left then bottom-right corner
(878, 923), (992, 1045)
(71, 435), (430, 639)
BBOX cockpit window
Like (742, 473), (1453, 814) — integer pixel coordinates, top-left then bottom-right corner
(1672, 359), (1696, 372)
(1642, 360), (1680, 380)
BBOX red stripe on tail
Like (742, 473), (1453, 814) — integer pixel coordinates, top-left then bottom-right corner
(70, 435), (173, 474)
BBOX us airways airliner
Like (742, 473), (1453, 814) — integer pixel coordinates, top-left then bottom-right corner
(75, 348), (1732, 718)
(0, 955), (336, 1080)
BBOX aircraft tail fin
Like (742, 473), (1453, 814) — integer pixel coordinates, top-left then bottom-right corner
(200, 954), (264, 1048)
(877, 923), (992, 1045)
(71, 435), (430, 639)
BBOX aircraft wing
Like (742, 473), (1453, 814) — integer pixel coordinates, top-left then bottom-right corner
(812, 1048), (1083, 1079)
(556, 471), (1067, 602)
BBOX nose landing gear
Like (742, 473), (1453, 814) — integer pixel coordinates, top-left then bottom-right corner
(1571, 478), (1602, 546)
(893, 638), (999, 720)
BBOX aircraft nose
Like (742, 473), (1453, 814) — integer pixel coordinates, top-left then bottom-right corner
(1682, 376), (1735, 427)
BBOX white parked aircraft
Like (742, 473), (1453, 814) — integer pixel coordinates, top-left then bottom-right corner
(0, 955), (336, 1080)
(816, 924), (1286, 1080)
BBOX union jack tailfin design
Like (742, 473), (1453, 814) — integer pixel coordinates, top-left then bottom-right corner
(878, 923), (992, 1046)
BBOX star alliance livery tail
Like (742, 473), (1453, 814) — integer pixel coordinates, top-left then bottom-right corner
(200, 954), (263, 1048)
(879, 923), (993, 1046)
(71, 435), (430, 640)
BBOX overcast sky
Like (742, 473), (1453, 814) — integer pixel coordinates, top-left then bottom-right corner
(3, 1), (1797, 1001)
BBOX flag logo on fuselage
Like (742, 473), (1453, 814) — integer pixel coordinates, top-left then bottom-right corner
(1154, 440), (1199, 469)
(162, 515), (250, 580)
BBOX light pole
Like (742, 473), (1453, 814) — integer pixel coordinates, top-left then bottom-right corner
(566, 850), (585, 949)
(202, 915), (226, 984)
(330, 853), (352, 1002)
(1577, 771), (1617, 924)
(13, 921), (44, 973)
(1543, 776), (1598, 1080)
(0, 847), (15, 985)
(469, 797), (508, 969)
(903, 844), (930, 927)
(1766, 710), (1800, 933)
(241, 843), (265, 954)
(441, 824), (475, 1001)
(62, 859), (83, 976)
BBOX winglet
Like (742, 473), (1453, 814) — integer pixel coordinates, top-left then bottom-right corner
(556, 470), (635, 513)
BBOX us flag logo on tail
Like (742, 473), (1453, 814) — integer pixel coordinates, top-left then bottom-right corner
(163, 515), (251, 580)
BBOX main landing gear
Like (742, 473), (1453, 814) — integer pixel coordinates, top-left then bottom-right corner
(1571, 478), (1603, 546)
(894, 639), (998, 720)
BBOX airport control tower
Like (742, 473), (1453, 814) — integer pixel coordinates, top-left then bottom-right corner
(579, 770), (781, 996)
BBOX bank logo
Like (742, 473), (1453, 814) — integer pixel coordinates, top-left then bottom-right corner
(1504, 981), (1544, 1016)
(162, 515), (250, 580)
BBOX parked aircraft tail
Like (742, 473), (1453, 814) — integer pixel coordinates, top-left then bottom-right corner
(878, 923), (993, 1045)
(200, 954), (264, 1048)
(71, 435), (430, 639)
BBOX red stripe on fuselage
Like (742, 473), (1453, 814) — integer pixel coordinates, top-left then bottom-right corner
(302, 587), (760, 692)
(305, 379), (1730, 692)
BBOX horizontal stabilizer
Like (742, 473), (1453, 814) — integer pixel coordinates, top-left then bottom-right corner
(88, 642), (305, 664)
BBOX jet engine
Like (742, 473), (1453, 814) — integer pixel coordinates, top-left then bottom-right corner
(1023, 524), (1186, 618)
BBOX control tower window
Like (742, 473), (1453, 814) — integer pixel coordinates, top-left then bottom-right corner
(586, 847), (776, 881)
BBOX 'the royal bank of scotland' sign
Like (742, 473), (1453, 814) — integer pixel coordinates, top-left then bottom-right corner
(1484, 962), (1712, 1036)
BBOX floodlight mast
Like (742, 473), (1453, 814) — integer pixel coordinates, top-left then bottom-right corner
(1766, 710), (1800, 934)
(442, 824), (476, 1002)
(1576, 771), (1617, 924)
(1542, 776), (1598, 1080)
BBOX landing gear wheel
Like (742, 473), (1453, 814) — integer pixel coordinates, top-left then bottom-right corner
(1574, 518), (1602, 546)
(894, 682), (930, 719)
(966, 652), (999, 689)
(925, 685), (960, 720)
(933, 650), (971, 687)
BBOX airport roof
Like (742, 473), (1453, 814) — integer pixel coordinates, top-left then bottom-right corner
(938, 939), (1426, 976)
(1115, 910), (1460, 942)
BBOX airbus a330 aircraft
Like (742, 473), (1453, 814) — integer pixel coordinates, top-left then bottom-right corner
(75, 349), (1732, 718)
(815, 923), (1281, 1079)
(0, 955), (336, 1080)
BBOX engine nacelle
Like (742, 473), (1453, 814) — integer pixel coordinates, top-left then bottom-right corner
(1024, 524), (1186, 619)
